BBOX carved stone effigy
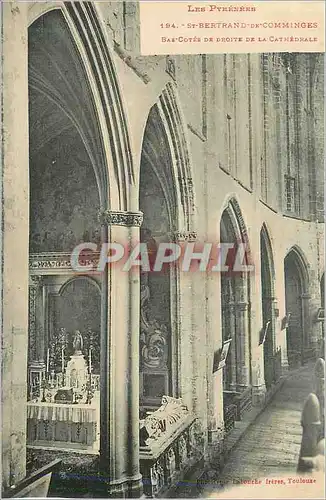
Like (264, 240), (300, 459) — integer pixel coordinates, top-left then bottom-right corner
(139, 395), (197, 498)
(142, 396), (189, 449)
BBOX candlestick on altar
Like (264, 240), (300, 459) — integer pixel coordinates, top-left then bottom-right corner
(89, 348), (92, 375)
(41, 378), (46, 403)
(61, 346), (65, 373)
(46, 348), (49, 374)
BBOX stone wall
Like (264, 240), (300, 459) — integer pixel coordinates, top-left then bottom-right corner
(2, 2), (29, 490)
(1, 1), (324, 495)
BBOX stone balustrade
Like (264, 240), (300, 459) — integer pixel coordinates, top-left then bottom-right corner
(223, 386), (252, 432)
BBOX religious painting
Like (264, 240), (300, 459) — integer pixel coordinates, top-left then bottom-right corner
(213, 338), (232, 373)
(259, 320), (271, 346)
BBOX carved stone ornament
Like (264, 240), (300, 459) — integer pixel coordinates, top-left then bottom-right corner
(28, 275), (44, 361)
(140, 395), (189, 448)
(140, 282), (169, 369)
(98, 210), (143, 227)
(172, 230), (197, 242)
(166, 56), (176, 80)
(29, 253), (100, 271)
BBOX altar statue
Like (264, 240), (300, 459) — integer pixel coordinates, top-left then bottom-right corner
(65, 331), (87, 390)
(73, 330), (83, 355)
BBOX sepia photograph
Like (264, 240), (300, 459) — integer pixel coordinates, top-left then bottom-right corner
(1, 1), (325, 499)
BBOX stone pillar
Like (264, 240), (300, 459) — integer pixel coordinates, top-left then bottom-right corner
(172, 232), (195, 413)
(189, 250), (208, 458)
(2, 2), (29, 491)
(99, 210), (143, 498)
(233, 273), (251, 389)
(279, 321), (289, 375)
(270, 297), (281, 381)
(302, 292), (318, 359)
(28, 276), (44, 364)
(235, 301), (250, 388)
(227, 302), (237, 390)
(205, 248), (224, 454)
(273, 248), (289, 373)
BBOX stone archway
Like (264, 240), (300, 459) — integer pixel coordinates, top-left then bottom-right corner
(3, 2), (140, 493)
(220, 204), (251, 391)
(220, 198), (252, 430)
(284, 247), (309, 368)
(27, 6), (143, 497)
(139, 122), (173, 407)
(139, 86), (196, 404)
(260, 225), (276, 390)
(28, 8), (104, 454)
(137, 87), (197, 495)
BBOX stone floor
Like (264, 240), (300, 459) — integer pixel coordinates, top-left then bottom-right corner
(173, 362), (315, 498)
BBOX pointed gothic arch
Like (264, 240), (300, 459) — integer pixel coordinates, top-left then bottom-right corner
(285, 245), (310, 291)
(26, 4), (139, 476)
(28, 2), (135, 211)
(221, 196), (251, 251)
(140, 82), (196, 234)
(260, 224), (276, 389)
(260, 224), (275, 290)
(284, 245), (310, 367)
(138, 83), (196, 408)
(220, 197), (252, 404)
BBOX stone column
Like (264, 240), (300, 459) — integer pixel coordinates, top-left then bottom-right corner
(302, 292), (318, 359)
(204, 242), (224, 457)
(274, 257), (289, 374)
(270, 297), (280, 381)
(28, 276), (44, 364)
(226, 302), (237, 390)
(172, 231), (196, 413)
(189, 241), (208, 459)
(234, 301), (250, 388)
(279, 318), (289, 375)
(234, 275), (250, 389)
(301, 293), (311, 348)
(99, 210), (143, 498)
(2, 2), (29, 491)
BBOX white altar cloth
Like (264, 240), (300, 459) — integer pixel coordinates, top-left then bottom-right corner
(27, 402), (97, 423)
(27, 402), (99, 451)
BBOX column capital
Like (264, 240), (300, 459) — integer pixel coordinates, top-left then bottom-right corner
(98, 209), (143, 227)
(234, 301), (249, 311)
(171, 230), (197, 242)
(263, 295), (278, 302)
(225, 301), (236, 311)
(30, 275), (43, 288)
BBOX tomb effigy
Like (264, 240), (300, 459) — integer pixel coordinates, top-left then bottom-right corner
(139, 396), (197, 497)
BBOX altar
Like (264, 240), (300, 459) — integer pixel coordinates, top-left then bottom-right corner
(27, 329), (100, 453)
(27, 401), (99, 451)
